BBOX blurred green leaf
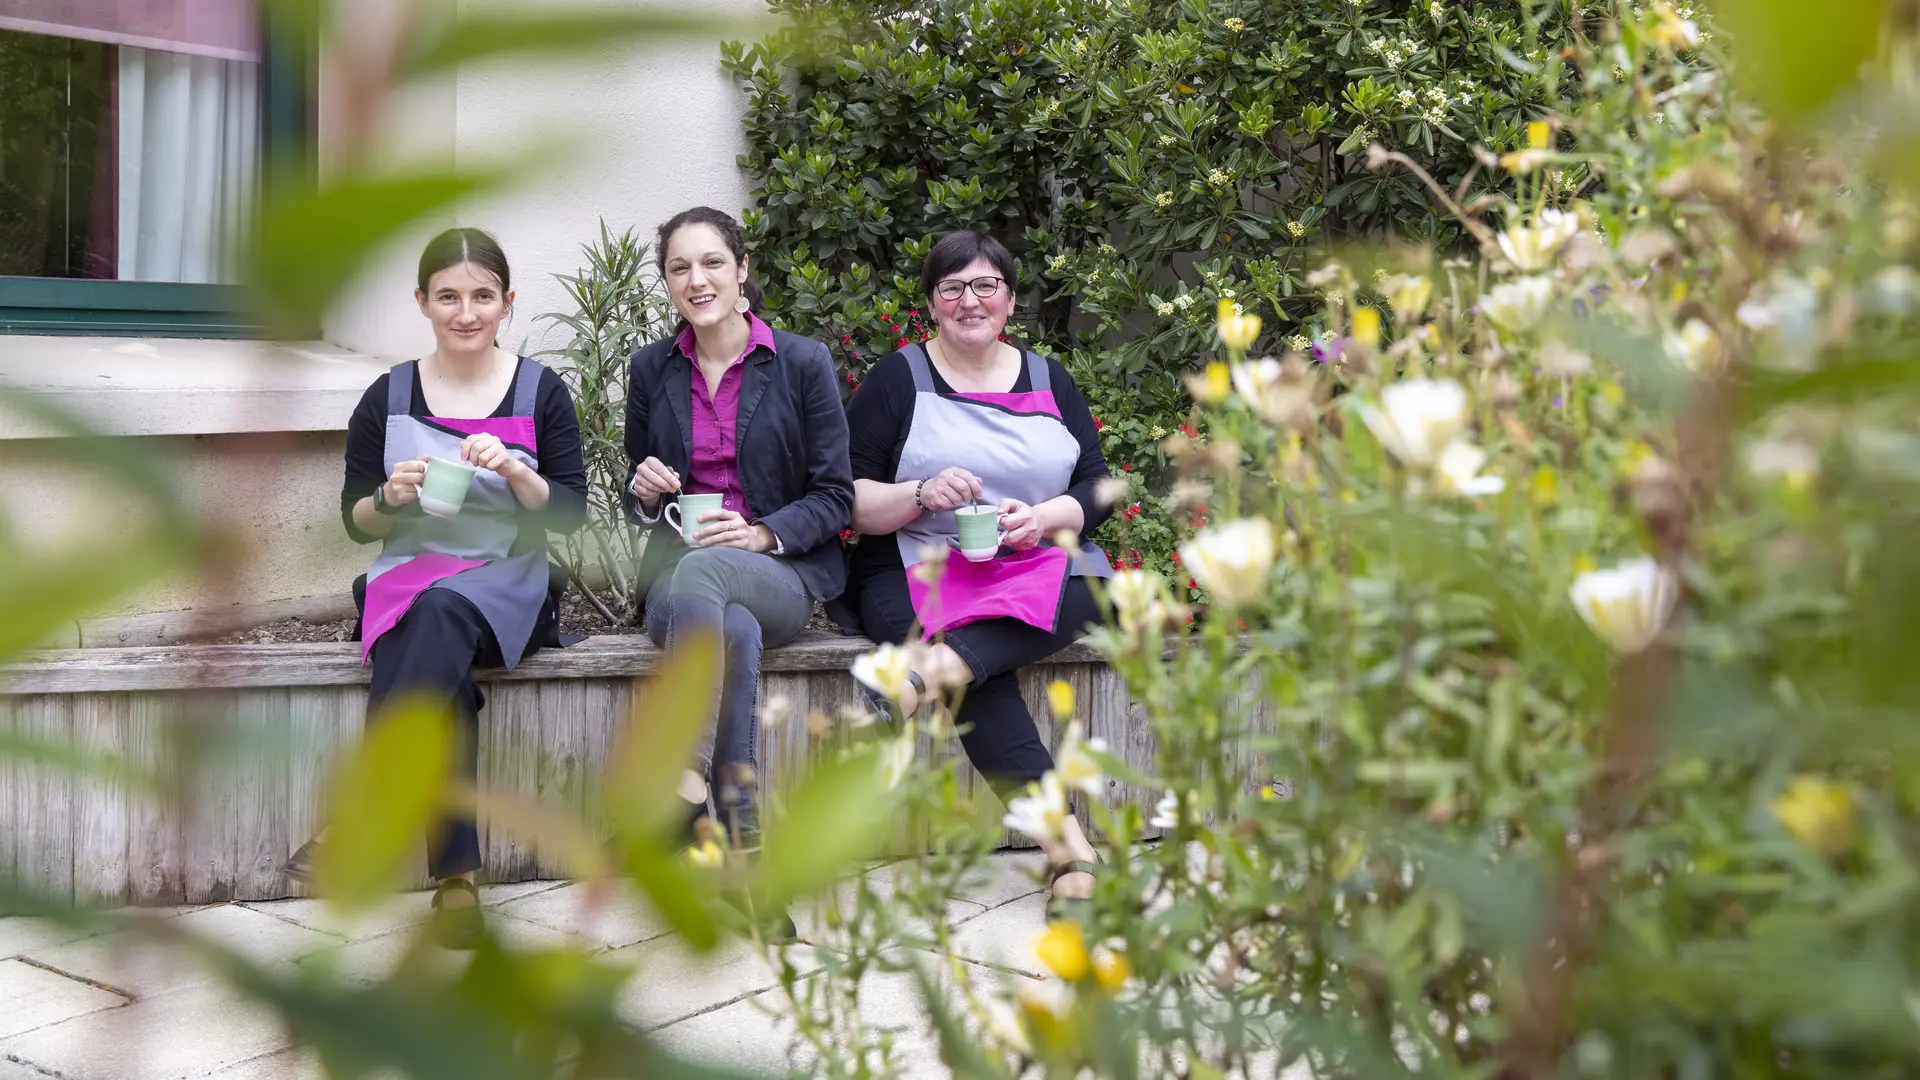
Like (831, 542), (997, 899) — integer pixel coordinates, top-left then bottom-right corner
(1399, 830), (1547, 961)
(0, 729), (160, 793)
(1740, 353), (1920, 418)
(1710, 0), (1884, 120)
(909, 961), (1016, 1080)
(624, 838), (719, 950)
(249, 165), (516, 336)
(604, 631), (721, 841)
(315, 695), (455, 912)
(0, 541), (194, 662)
(757, 746), (900, 909)
(401, 9), (741, 77)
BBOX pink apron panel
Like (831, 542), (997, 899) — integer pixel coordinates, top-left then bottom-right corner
(909, 545), (1073, 635)
(361, 552), (488, 661)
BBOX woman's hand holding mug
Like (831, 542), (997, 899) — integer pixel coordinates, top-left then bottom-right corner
(918, 467), (983, 512)
(998, 498), (1042, 550)
(629, 456), (682, 509)
(382, 459), (426, 509)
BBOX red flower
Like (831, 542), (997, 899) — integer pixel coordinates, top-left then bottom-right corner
(897, 336), (910, 347)
(907, 308), (919, 317)
(1122, 462), (1133, 472)
(1123, 502), (1141, 520)
(841, 335), (852, 344)
(1180, 423), (1198, 438)
(1092, 415), (1105, 431)
(1171, 550), (1182, 566)
(840, 528), (856, 542)
(1237, 619), (1248, 631)
(1188, 576), (1198, 590)
(845, 372), (856, 383)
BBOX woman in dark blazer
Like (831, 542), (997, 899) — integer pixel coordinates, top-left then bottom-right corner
(624, 206), (852, 862)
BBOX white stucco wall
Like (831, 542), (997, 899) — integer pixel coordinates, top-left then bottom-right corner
(323, 0), (760, 360)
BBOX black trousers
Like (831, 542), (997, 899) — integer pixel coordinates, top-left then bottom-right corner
(853, 568), (1102, 800)
(364, 588), (501, 880)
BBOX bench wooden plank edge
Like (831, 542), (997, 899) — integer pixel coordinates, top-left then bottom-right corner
(0, 631), (1115, 694)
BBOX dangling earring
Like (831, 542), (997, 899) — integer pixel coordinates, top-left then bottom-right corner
(733, 295), (751, 314)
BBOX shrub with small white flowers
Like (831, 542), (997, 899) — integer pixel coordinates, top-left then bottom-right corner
(752, 4), (1920, 1077)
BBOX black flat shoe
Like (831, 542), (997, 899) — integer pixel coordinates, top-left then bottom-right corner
(279, 838), (323, 885)
(431, 879), (484, 951)
(1043, 859), (1099, 925)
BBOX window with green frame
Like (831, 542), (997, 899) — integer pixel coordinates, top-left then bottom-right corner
(0, 6), (311, 338)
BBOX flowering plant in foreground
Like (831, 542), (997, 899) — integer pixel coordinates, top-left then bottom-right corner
(758, 6), (1920, 1078)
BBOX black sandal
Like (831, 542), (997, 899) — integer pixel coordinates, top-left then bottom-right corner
(279, 837), (323, 885)
(1043, 859), (1099, 925)
(431, 879), (484, 951)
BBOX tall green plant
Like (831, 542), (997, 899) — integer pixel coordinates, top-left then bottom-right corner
(537, 221), (676, 625)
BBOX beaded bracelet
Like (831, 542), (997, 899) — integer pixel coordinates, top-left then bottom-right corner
(914, 478), (930, 510)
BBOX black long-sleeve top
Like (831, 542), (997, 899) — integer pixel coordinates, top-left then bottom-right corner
(843, 348), (1112, 584)
(340, 362), (590, 555)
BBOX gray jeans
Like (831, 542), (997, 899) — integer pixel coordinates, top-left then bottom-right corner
(644, 545), (811, 812)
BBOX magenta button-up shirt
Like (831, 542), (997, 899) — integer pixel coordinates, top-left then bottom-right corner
(674, 312), (777, 521)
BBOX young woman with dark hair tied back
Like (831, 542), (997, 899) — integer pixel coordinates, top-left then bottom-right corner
(623, 207), (853, 940)
(281, 227), (589, 949)
(833, 230), (1112, 922)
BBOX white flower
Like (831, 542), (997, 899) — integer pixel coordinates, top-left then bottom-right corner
(981, 996), (1031, 1055)
(1173, 293), (1195, 310)
(1497, 209), (1581, 272)
(1179, 518), (1278, 609)
(761, 693), (792, 728)
(1149, 789), (1188, 830)
(1157, 301), (1176, 316)
(1231, 357), (1312, 428)
(850, 642), (918, 702)
(1355, 378), (1470, 468)
(1569, 557), (1680, 654)
(1093, 476), (1131, 508)
(1663, 318), (1718, 370)
(1398, 88), (1417, 106)
(1106, 569), (1164, 627)
(1480, 276), (1554, 333)
(877, 726), (916, 791)
(1288, 334), (1313, 352)
(1054, 721), (1108, 798)
(1003, 773), (1070, 842)
(1017, 979), (1075, 1022)
(1433, 441), (1506, 496)
(1541, 339), (1593, 377)
(1736, 295), (1777, 331)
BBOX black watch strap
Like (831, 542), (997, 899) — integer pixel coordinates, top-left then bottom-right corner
(373, 484), (401, 515)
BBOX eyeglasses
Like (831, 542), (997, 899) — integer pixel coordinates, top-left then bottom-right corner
(933, 276), (1008, 302)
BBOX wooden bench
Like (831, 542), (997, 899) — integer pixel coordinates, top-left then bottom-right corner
(0, 632), (1184, 907)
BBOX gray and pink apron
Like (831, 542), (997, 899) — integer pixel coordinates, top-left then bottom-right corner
(896, 346), (1113, 635)
(360, 358), (550, 669)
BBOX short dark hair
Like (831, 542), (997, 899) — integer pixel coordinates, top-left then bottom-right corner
(921, 231), (1017, 300)
(417, 227), (510, 294)
(657, 206), (765, 334)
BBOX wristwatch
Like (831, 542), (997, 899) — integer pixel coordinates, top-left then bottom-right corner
(372, 483), (402, 516)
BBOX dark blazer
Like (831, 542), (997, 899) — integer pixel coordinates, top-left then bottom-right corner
(623, 327), (853, 602)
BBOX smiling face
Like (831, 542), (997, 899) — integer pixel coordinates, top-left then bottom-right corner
(416, 261), (511, 356)
(930, 256), (1015, 349)
(663, 222), (748, 331)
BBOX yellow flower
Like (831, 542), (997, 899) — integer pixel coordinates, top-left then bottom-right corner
(1499, 149), (1551, 174)
(1527, 120), (1551, 149)
(1223, 16), (1246, 31)
(1286, 220), (1307, 238)
(1154, 191), (1174, 208)
(1770, 776), (1857, 857)
(1383, 275), (1432, 322)
(1047, 679), (1075, 721)
(1350, 306), (1382, 349)
(1091, 946), (1131, 992)
(1600, 381), (1626, 407)
(1531, 467), (1558, 506)
(684, 839), (725, 870)
(1217, 298), (1263, 354)
(1189, 361), (1233, 404)
(1035, 921), (1090, 981)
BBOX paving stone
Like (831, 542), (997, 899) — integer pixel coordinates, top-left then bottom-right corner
(238, 893), (429, 943)
(492, 881), (671, 950)
(791, 871), (979, 945)
(199, 1047), (327, 1080)
(0, 959), (127, 1040)
(939, 893), (1049, 977)
(946, 855), (1044, 910)
(611, 934), (818, 1030)
(0, 917), (99, 961)
(649, 992), (793, 1077)
(0, 1055), (55, 1080)
(22, 904), (337, 1000)
(297, 910), (573, 987)
(0, 984), (291, 1080)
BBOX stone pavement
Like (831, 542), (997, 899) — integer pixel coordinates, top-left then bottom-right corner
(0, 854), (1055, 1080)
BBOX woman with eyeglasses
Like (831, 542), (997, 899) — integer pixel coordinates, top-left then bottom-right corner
(835, 230), (1114, 921)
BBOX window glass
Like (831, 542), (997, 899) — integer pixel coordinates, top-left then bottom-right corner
(0, 20), (259, 283)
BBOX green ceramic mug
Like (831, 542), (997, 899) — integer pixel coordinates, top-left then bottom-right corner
(418, 456), (478, 518)
(953, 504), (1003, 561)
(664, 492), (726, 545)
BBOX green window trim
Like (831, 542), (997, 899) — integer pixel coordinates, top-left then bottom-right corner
(1, 12), (314, 341)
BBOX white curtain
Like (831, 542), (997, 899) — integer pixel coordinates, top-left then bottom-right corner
(117, 47), (258, 283)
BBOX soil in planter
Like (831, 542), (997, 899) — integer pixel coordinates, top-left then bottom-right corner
(207, 593), (845, 645)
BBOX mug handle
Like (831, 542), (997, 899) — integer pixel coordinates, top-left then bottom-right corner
(663, 502), (682, 534)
